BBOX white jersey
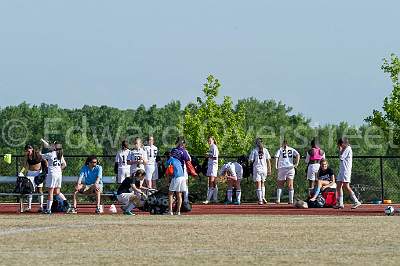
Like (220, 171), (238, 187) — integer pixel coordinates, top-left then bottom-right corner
(249, 147), (271, 173)
(207, 144), (219, 168)
(42, 151), (66, 177)
(220, 162), (243, 180)
(339, 145), (352, 179)
(144, 145), (158, 165)
(128, 148), (148, 173)
(115, 149), (130, 168)
(275, 146), (299, 169)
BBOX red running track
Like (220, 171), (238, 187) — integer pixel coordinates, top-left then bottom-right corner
(0, 203), (399, 216)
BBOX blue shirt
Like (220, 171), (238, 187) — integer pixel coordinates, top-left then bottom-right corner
(79, 165), (103, 185)
(165, 157), (184, 178)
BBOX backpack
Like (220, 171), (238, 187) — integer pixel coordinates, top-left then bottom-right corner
(166, 163), (174, 177)
(51, 195), (69, 213)
(14, 176), (34, 194)
(308, 194), (325, 208)
(322, 191), (337, 207)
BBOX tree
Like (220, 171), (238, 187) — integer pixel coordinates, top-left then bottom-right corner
(367, 53), (400, 152)
(183, 75), (248, 156)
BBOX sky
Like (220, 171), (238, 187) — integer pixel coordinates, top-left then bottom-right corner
(0, 0), (399, 126)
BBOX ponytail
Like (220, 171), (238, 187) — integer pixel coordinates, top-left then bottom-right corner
(255, 138), (264, 157)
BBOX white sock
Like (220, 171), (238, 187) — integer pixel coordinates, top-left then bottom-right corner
(39, 194), (44, 208)
(236, 190), (241, 203)
(183, 189), (189, 203)
(256, 189), (262, 202)
(276, 189), (282, 203)
(227, 189), (233, 202)
(47, 200), (53, 211)
(206, 188), (214, 201)
(350, 192), (359, 203)
(28, 195), (33, 209)
(126, 203), (135, 212)
(262, 186), (266, 200)
(339, 195), (344, 206)
(213, 186), (218, 202)
(288, 189), (294, 204)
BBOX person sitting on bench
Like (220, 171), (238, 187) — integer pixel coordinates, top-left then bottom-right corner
(68, 155), (103, 214)
(309, 159), (335, 201)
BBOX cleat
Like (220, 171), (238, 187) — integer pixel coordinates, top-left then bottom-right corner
(95, 207), (101, 214)
(23, 207), (32, 213)
(123, 211), (135, 216)
(224, 201), (233, 205)
(175, 212), (181, 216)
(333, 205), (344, 209)
(202, 200), (209, 205)
(258, 201), (263, 205)
(67, 207), (77, 214)
(37, 207), (44, 213)
(262, 198), (268, 204)
(233, 201), (241, 205)
(351, 202), (361, 209)
(43, 209), (51, 215)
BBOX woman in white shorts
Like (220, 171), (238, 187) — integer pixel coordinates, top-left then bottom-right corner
(334, 138), (361, 209)
(220, 162), (243, 204)
(204, 136), (219, 204)
(42, 143), (67, 214)
(115, 140), (131, 184)
(144, 136), (159, 189)
(305, 139), (325, 195)
(166, 154), (187, 215)
(275, 140), (300, 205)
(249, 138), (271, 205)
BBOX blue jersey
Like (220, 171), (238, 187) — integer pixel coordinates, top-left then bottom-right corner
(165, 157), (184, 178)
(79, 165), (103, 185)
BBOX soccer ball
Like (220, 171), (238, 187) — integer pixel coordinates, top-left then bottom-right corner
(148, 196), (157, 206)
(384, 206), (395, 216)
(161, 197), (169, 207)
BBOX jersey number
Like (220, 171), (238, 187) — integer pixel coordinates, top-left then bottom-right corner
(52, 158), (61, 167)
(282, 150), (293, 159)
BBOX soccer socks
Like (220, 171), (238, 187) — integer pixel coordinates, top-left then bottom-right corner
(276, 189), (282, 203)
(227, 189), (233, 202)
(288, 189), (294, 204)
(47, 200), (53, 211)
(39, 194), (44, 208)
(213, 186), (218, 202)
(256, 189), (262, 202)
(350, 192), (359, 203)
(236, 190), (242, 203)
(28, 194), (33, 209)
(206, 188), (214, 202)
(261, 186), (266, 200)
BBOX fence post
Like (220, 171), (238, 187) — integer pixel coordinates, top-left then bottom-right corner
(380, 157), (384, 202)
(15, 155), (19, 176)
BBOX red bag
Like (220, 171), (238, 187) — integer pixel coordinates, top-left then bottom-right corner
(166, 163), (174, 177)
(322, 191), (336, 207)
(186, 161), (198, 177)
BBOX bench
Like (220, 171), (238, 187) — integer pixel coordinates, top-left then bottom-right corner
(0, 176), (117, 212)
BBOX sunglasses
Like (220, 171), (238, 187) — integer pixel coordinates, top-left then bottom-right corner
(90, 161), (98, 164)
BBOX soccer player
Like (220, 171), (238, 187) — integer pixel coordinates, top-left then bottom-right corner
(334, 137), (361, 209)
(305, 139), (325, 194)
(116, 169), (147, 215)
(144, 136), (159, 189)
(309, 159), (335, 201)
(275, 140), (300, 205)
(115, 140), (130, 184)
(128, 137), (148, 181)
(166, 152), (187, 215)
(220, 161), (243, 204)
(204, 136), (219, 204)
(68, 155), (103, 214)
(249, 138), (272, 205)
(41, 143), (68, 214)
(170, 137), (191, 205)
(19, 144), (46, 212)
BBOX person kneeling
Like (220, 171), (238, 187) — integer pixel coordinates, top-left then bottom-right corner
(309, 159), (335, 201)
(166, 153), (186, 215)
(116, 169), (147, 216)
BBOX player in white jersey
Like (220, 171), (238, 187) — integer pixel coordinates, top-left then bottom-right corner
(220, 161), (243, 204)
(249, 138), (271, 205)
(144, 136), (159, 189)
(334, 137), (361, 209)
(115, 140), (130, 183)
(275, 140), (300, 204)
(127, 137), (148, 183)
(204, 136), (219, 204)
(41, 143), (68, 214)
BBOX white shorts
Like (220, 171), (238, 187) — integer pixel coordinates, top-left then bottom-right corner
(253, 170), (267, 182)
(278, 167), (295, 181)
(307, 163), (321, 181)
(169, 176), (187, 192)
(207, 165), (218, 177)
(27, 170), (43, 188)
(145, 164), (159, 181)
(46, 174), (62, 188)
(183, 164), (188, 180)
(337, 172), (351, 183)
(117, 192), (136, 205)
(117, 167), (131, 183)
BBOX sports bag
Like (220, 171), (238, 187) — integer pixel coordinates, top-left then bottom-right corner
(14, 176), (34, 194)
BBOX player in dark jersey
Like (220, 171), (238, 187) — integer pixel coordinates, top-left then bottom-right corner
(116, 169), (147, 215)
(309, 159), (335, 201)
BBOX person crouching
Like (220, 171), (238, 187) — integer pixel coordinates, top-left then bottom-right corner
(116, 169), (147, 215)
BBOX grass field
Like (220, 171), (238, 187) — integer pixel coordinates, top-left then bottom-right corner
(0, 215), (399, 266)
